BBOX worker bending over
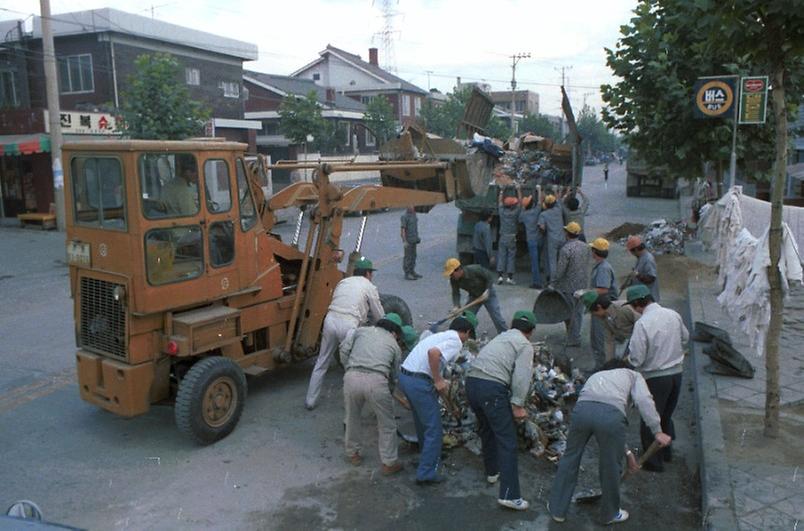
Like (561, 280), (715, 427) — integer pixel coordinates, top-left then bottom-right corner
(466, 311), (538, 511)
(305, 257), (384, 410)
(399, 317), (474, 484)
(548, 358), (671, 525)
(582, 291), (638, 360)
(444, 258), (507, 334)
(626, 235), (660, 302)
(625, 284), (688, 472)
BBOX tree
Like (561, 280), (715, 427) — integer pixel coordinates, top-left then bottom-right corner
(420, 88), (471, 138)
(520, 113), (559, 140)
(121, 53), (210, 140)
(278, 90), (325, 146)
(577, 105), (619, 154)
(363, 95), (397, 146)
(690, 0), (803, 438)
(485, 116), (512, 141)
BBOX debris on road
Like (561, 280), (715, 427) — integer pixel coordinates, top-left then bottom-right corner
(615, 218), (687, 255)
(438, 341), (584, 464)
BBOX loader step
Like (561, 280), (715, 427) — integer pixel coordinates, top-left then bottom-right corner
(243, 365), (271, 376)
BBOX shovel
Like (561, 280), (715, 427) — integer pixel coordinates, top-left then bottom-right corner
(427, 290), (490, 330)
(574, 441), (663, 504)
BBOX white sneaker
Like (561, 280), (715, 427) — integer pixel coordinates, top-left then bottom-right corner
(498, 498), (529, 511)
(486, 473), (499, 484)
(497, 276), (504, 285)
(547, 501), (565, 522)
(505, 277), (516, 285)
(606, 509), (629, 524)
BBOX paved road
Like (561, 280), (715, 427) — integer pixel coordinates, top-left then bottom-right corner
(0, 163), (700, 529)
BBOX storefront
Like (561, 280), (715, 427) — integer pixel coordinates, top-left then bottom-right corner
(0, 134), (52, 221)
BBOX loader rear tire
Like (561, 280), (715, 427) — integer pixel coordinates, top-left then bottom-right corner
(380, 294), (412, 325)
(175, 356), (247, 445)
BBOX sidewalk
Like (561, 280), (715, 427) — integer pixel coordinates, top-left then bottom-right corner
(687, 241), (804, 530)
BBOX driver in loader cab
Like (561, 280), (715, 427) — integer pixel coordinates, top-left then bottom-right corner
(162, 164), (200, 216)
(305, 257), (384, 410)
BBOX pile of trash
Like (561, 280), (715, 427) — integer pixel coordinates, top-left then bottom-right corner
(619, 218), (687, 255)
(439, 340), (584, 463)
(468, 132), (572, 187)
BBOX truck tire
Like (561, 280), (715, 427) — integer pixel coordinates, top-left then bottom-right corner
(379, 294), (412, 325)
(175, 356), (247, 445)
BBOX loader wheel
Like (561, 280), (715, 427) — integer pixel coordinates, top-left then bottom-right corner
(175, 357), (247, 445)
(380, 294), (412, 325)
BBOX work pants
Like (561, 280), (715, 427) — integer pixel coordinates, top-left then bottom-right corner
(640, 372), (682, 467)
(305, 313), (356, 408)
(403, 242), (417, 276)
(398, 372), (442, 481)
(466, 286), (507, 334)
(473, 249), (491, 270)
(343, 370), (398, 466)
(526, 239), (542, 287)
(546, 238), (563, 282)
(496, 234), (516, 275)
(549, 401), (626, 523)
(465, 377), (521, 501)
(564, 293), (583, 345)
(590, 314), (606, 368)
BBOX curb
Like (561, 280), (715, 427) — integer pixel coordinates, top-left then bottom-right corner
(685, 265), (739, 530)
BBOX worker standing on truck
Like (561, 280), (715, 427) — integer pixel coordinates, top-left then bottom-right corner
(472, 210), (495, 270)
(497, 185), (522, 285)
(624, 284), (688, 472)
(537, 194), (564, 283)
(560, 188), (589, 242)
(589, 238), (618, 369)
(520, 190), (543, 289)
(582, 291), (638, 360)
(626, 236), (660, 302)
(444, 258), (507, 334)
(399, 316), (474, 484)
(547, 358), (672, 525)
(305, 257), (384, 410)
(401, 206), (422, 281)
(465, 310), (537, 511)
(551, 222), (590, 347)
(340, 312), (405, 476)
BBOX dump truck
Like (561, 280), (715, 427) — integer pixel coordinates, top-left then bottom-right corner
(64, 139), (468, 444)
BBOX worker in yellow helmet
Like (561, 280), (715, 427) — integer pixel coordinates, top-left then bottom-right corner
(443, 258), (507, 334)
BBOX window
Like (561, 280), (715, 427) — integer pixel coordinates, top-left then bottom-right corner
(414, 96), (421, 116)
(185, 67), (200, 86)
(235, 159), (257, 231)
(145, 226), (203, 285)
(365, 128), (376, 147)
(401, 94), (411, 116)
(219, 81), (240, 98)
(138, 153), (200, 219)
(71, 157), (126, 230)
(0, 71), (18, 107)
(361, 95), (375, 105)
(312, 73), (320, 81)
(203, 159), (232, 213)
(209, 221), (235, 267)
(58, 54), (94, 94)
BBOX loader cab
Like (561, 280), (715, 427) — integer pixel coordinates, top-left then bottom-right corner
(64, 141), (263, 358)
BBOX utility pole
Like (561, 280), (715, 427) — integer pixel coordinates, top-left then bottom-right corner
(555, 66), (572, 139)
(425, 70), (433, 91)
(41, 0), (65, 231)
(509, 52), (530, 136)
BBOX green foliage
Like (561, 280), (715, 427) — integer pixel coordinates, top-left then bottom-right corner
(363, 95), (397, 145)
(420, 88), (472, 138)
(485, 116), (512, 141)
(121, 53), (210, 140)
(278, 91), (325, 146)
(577, 105), (620, 154)
(601, 0), (803, 180)
(520, 113), (559, 140)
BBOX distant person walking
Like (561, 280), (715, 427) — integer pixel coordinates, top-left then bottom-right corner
(604, 160), (609, 182)
(401, 206), (422, 281)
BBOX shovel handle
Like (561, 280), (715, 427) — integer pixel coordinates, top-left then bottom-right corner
(638, 440), (663, 467)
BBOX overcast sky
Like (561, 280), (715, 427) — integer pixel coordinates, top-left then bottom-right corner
(2, 0), (638, 116)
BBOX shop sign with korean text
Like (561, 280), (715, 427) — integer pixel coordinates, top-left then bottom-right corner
(45, 110), (122, 135)
(693, 76), (736, 119)
(738, 76), (768, 124)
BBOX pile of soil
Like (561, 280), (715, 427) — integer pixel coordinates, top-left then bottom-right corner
(605, 222), (646, 240)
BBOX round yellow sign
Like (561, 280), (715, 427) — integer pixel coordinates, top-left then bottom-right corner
(696, 80), (734, 117)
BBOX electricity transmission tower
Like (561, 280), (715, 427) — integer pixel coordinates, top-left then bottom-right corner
(372, 0), (399, 73)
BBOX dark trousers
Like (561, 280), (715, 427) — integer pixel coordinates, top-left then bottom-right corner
(640, 372), (682, 467)
(473, 249), (490, 270)
(465, 377), (521, 501)
(403, 242), (417, 275)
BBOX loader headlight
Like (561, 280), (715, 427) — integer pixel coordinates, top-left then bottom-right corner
(112, 285), (126, 303)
